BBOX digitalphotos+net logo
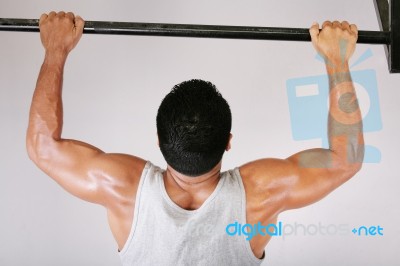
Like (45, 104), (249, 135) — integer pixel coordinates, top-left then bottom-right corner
(225, 221), (384, 241)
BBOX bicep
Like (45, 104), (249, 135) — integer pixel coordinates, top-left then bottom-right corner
(242, 148), (353, 212)
(30, 135), (146, 205)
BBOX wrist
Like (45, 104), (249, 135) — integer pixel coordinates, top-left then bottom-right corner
(44, 50), (68, 67)
(326, 60), (351, 85)
(325, 60), (350, 75)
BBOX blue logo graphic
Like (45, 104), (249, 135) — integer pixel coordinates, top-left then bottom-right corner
(225, 221), (384, 240)
(286, 49), (382, 163)
(352, 225), (384, 236)
(226, 221), (283, 241)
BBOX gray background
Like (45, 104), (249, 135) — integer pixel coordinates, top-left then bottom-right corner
(1, 0), (399, 265)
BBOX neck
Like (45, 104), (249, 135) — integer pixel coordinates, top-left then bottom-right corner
(163, 162), (222, 210)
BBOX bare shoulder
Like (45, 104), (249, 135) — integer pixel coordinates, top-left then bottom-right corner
(238, 158), (299, 212)
(239, 158), (296, 188)
(95, 154), (147, 204)
(95, 153), (147, 182)
(97, 154), (147, 248)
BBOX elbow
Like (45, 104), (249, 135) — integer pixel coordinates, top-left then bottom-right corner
(332, 146), (364, 183)
(352, 144), (364, 174)
(26, 132), (57, 165)
(332, 160), (362, 188)
(26, 133), (38, 163)
(345, 139), (364, 177)
(348, 161), (362, 177)
(339, 154), (363, 181)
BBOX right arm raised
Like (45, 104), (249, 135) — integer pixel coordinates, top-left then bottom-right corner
(240, 21), (364, 213)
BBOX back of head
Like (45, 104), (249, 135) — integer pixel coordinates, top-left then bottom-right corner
(156, 79), (232, 176)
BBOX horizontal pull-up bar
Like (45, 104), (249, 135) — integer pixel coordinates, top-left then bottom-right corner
(0, 0), (399, 73)
(0, 18), (391, 45)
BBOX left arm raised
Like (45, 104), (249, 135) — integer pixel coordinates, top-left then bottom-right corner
(26, 12), (146, 206)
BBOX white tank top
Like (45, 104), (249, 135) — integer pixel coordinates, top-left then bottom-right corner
(119, 162), (264, 265)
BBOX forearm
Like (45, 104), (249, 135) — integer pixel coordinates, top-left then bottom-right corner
(281, 22), (364, 210)
(326, 63), (364, 166)
(27, 52), (67, 157)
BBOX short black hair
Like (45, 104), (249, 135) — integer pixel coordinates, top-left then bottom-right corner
(156, 79), (232, 176)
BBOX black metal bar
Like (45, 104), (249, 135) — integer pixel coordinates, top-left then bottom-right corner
(0, 18), (390, 45)
(374, 0), (390, 32)
(390, 0), (400, 72)
(374, 0), (390, 69)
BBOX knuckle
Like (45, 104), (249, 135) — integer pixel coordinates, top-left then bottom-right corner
(342, 29), (351, 36)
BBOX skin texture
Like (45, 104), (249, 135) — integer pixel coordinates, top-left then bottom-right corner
(27, 12), (364, 259)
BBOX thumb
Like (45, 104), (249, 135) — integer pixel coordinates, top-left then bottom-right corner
(74, 15), (85, 34)
(309, 22), (320, 44)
